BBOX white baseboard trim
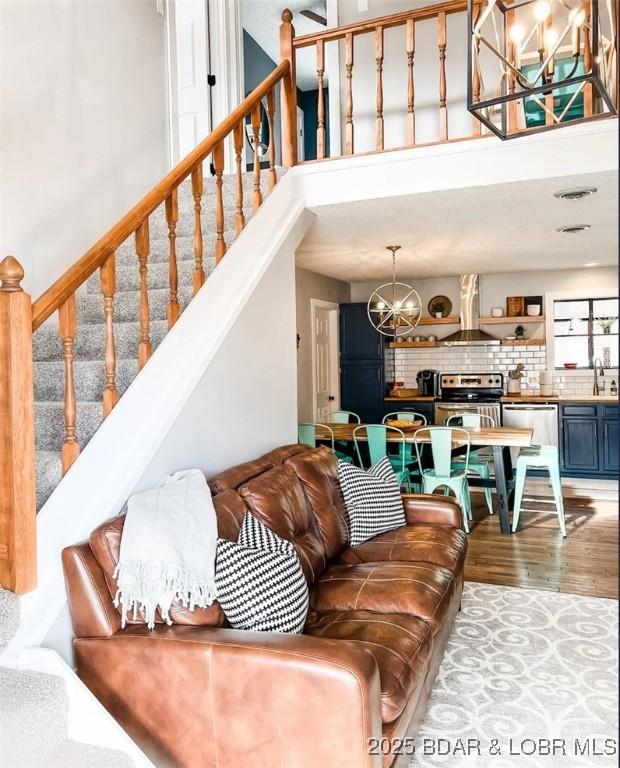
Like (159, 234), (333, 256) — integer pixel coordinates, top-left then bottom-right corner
(470, 477), (618, 501)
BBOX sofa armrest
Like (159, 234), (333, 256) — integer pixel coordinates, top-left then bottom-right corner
(75, 625), (383, 768)
(401, 493), (462, 528)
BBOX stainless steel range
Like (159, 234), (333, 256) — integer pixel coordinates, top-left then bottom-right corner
(434, 373), (504, 426)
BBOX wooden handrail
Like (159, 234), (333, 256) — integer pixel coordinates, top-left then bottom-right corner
(31, 60), (290, 331)
(292, 0), (466, 48)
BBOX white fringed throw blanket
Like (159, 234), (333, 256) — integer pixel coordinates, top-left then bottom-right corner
(114, 469), (217, 629)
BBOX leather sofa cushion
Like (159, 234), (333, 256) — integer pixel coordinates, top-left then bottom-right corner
(239, 465), (327, 584)
(208, 457), (275, 495)
(337, 524), (467, 573)
(285, 446), (349, 560)
(305, 610), (431, 723)
(310, 562), (457, 636)
(86, 495), (247, 628)
(261, 444), (310, 465)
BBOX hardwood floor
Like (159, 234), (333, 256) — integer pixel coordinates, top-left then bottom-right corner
(464, 493), (619, 599)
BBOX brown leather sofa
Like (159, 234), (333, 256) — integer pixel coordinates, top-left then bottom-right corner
(62, 444), (467, 768)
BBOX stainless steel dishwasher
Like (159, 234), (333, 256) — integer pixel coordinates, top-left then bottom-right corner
(502, 402), (559, 464)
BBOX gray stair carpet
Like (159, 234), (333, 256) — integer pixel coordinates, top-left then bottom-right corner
(34, 169), (280, 510)
(0, 588), (19, 649)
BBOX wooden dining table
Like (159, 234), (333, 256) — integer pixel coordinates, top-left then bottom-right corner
(317, 423), (534, 535)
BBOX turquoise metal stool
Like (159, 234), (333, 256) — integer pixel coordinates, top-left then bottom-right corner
(511, 445), (566, 537)
(297, 423), (355, 464)
(413, 427), (473, 533)
(447, 413), (495, 516)
(383, 411), (428, 492)
(353, 424), (411, 491)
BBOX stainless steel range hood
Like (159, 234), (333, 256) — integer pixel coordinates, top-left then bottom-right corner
(440, 274), (500, 347)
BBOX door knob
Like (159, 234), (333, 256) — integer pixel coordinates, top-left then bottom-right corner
(328, 395), (335, 401)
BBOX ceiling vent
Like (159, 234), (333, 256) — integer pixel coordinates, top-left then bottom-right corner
(556, 225), (591, 234)
(553, 187), (597, 201)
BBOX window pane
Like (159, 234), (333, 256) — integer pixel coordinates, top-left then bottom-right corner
(593, 298), (619, 322)
(593, 335), (619, 368)
(554, 300), (589, 320)
(554, 318), (589, 335)
(554, 336), (589, 368)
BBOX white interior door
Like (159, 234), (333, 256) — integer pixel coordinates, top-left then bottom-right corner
(297, 106), (305, 162)
(312, 301), (340, 422)
(168, 0), (212, 163)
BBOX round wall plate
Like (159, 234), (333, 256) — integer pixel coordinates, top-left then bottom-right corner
(428, 295), (452, 317)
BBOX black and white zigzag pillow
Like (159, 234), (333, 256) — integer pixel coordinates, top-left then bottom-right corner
(338, 456), (406, 547)
(215, 513), (309, 634)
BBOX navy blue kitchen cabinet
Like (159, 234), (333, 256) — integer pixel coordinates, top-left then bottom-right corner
(560, 403), (619, 478)
(340, 304), (385, 423)
(340, 303), (383, 361)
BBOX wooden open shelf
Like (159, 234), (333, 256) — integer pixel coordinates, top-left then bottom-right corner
(417, 316), (460, 325)
(480, 315), (545, 324)
(388, 340), (438, 348)
(501, 338), (545, 346)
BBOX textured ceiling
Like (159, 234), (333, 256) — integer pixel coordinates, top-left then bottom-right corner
(240, 0), (327, 90)
(296, 171), (619, 281)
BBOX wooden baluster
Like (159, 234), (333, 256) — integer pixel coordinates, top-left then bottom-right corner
(0, 256), (36, 593)
(406, 19), (416, 146)
(213, 141), (226, 264)
(266, 89), (277, 190)
(316, 40), (326, 159)
(100, 253), (119, 417)
(279, 9), (298, 166)
(59, 293), (79, 473)
(471, 1), (481, 136)
(191, 164), (205, 293)
(438, 12), (448, 141)
(135, 220), (152, 369)
(233, 122), (246, 235)
(251, 103), (263, 211)
(583, 1), (593, 117)
(165, 189), (180, 328)
(375, 26), (384, 151)
(345, 32), (354, 154)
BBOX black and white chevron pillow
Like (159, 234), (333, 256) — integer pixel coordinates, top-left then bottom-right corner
(215, 513), (309, 633)
(338, 456), (406, 547)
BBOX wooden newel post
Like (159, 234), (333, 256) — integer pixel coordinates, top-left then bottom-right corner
(280, 9), (298, 167)
(0, 256), (37, 594)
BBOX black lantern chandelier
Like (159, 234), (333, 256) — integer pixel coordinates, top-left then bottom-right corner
(367, 246), (422, 338)
(467, 0), (618, 139)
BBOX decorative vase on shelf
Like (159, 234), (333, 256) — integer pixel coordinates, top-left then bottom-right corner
(603, 347), (611, 369)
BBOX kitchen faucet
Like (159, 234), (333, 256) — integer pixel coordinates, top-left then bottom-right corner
(593, 357), (605, 396)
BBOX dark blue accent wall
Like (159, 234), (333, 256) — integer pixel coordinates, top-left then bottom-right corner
(243, 29), (326, 162)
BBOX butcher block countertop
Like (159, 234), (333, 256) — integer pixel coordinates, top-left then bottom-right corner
(385, 392), (619, 404)
(385, 394), (436, 402)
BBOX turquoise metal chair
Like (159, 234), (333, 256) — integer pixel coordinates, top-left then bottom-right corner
(382, 411), (428, 492)
(297, 422), (354, 463)
(330, 410), (361, 424)
(413, 427), (472, 533)
(352, 424), (411, 491)
(447, 413), (495, 516)
(512, 445), (566, 537)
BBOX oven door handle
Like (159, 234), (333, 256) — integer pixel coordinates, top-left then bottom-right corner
(436, 404), (481, 410)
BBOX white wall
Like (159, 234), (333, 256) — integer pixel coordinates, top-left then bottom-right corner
(295, 267), (351, 421)
(0, 0), (169, 298)
(333, 0), (472, 155)
(139, 243), (299, 485)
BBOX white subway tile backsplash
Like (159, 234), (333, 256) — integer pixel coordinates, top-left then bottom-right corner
(385, 346), (618, 396)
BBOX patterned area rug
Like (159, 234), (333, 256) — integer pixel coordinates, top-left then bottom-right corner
(394, 582), (618, 768)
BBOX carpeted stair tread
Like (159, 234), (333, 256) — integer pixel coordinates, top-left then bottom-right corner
(0, 667), (69, 759)
(32, 168), (285, 510)
(34, 358), (139, 401)
(45, 740), (134, 767)
(36, 451), (62, 510)
(33, 319), (169, 362)
(0, 589), (19, 649)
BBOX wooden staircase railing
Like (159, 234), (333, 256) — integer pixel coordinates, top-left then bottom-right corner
(289, 0), (480, 158)
(0, 31), (296, 594)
